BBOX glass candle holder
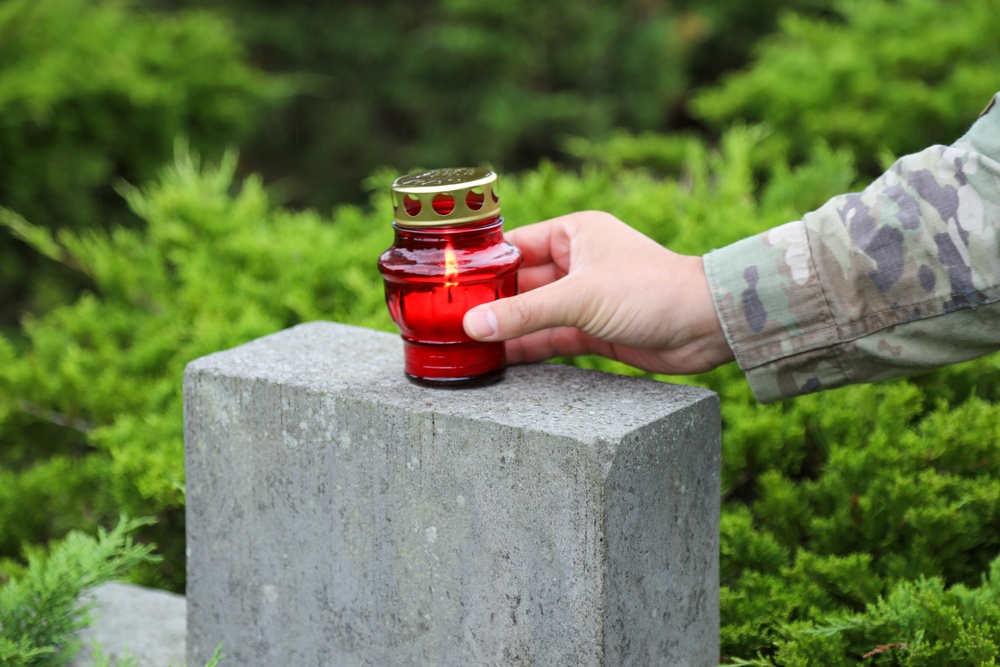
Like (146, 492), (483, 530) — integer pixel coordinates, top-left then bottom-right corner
(378, 168), (521, 388)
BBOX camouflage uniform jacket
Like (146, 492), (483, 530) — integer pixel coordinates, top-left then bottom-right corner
(704, 93), (1000, 403)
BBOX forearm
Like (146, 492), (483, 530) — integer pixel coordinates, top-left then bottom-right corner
(704, 93), (1000, 403)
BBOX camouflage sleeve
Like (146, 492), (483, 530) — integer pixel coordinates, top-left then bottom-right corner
(703, 93), (1000, 403)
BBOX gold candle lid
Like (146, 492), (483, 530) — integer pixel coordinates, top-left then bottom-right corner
(391, 167), (500, 226)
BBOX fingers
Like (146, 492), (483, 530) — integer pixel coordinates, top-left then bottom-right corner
(464, 278), (584, 342)
(468, 212), (635, 342)
(501, 327), (603, 364)
(506, 212), (622, 291)
(516, 263), (566, 293)
(503, 213), (579, 268)
(503, 223), (556, 268)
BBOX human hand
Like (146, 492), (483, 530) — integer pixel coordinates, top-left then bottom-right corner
(462, 211), (735, 375)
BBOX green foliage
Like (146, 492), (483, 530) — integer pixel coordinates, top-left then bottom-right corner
(172, 0), (846, 210)
(0, 145), (394, 590)
(173, 0), (703, 209)
(693, 0), (1000, 179)
(0, 518), (157, 667)
(672, 0), (839, 84)
(684, 357), (1000, 663)
(0, 0), (280, 230)
(0, 0), (286, 322)
(754, 555), (1000, 665)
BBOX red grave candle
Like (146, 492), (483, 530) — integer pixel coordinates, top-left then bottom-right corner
(378, 168), (522, 387)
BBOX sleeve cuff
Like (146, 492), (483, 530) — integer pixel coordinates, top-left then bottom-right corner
(703, 221), (844, 403)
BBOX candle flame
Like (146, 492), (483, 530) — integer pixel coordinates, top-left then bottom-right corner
(444, 243), (459, 287)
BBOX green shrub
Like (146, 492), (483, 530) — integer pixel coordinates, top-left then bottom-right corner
(172, 0), (845, 210)
(0, 0), (285, 323)
(671, 0), (839, 85)
(692, 0), (1000, 179)
(172, 0), (704, 209)
(0, 517), (157, 667)
(709, 373), (1000, 663)
(740, 554), (1000, 665)
(0, 146), (393, 590)
(0, 516), (226, 666)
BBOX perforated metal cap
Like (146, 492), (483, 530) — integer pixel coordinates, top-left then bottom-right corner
(391, 168), (500, 226)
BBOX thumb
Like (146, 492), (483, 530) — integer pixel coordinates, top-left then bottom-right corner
(464, 281), (582, 342)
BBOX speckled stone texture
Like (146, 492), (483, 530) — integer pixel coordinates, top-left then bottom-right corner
(71, 582), (185, 666)
(184, 322), (720, 666)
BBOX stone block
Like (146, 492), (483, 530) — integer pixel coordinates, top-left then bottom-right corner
(184, 322), (720, 666)
(71, 582), (186, 666)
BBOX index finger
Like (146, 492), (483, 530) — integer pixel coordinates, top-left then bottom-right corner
(503, 214), (574, 268)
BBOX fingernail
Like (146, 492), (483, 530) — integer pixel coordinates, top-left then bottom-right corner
(464, 308), (499, 340)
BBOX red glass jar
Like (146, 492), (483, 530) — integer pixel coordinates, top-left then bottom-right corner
(378, 168), (521, 388)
